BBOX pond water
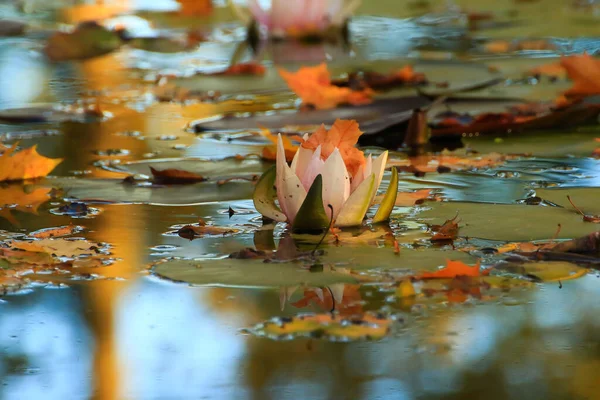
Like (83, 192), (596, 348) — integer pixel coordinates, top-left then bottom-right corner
(1, 0), (600, 399)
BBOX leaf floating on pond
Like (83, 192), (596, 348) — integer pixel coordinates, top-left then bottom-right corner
(430, 213), (460, 242)
(0, 145), (62, 182)
(28, 225), (83, 239)
(150, 167), (207, 184)
(45, 21), (122, 62)
(417, 260), (481, 279)
(244, 312), (400, 341)
(567, 196), (600, 223)
(176, 220), (238, 240)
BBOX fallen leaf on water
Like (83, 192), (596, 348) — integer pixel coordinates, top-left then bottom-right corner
(418, 259), (481, 279)
(332, 65), (428, 91)
(391, 189), (433, 206)
(176, 220), (238, 240)
(177, 0), (213, 16)
(150, 167), (207, 184)
(28, 225), (83, 239)
(245, 312), (397, 341)
(258, 127), (300, 162)
(278, 63), (373, 109)
(430, 213), (460, 242)
(0, 145), (62, 182)
(561, 53), (600, 97)
(388, 152), (514, 175)
(45, 21), (122, 62)
(527, 62), (567, 80)
(211, 62), (266, 76)
(567, 195), (600, 223)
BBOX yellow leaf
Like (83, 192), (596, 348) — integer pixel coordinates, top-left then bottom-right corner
(0, 145), (62, 182)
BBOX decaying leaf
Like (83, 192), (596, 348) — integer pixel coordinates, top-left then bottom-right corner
(388, 152), (513, 176)
(332, 65), (428, 91)
(0, 145), (62, 182)
(176, 0), (213, 16)
(278, 63), (373, 109)
(176, 220), (238, 240)
(418, 259), (481, 279)
(430, 213), (460, 242)
(28, 225), (83, 239)
(567, 195), (600, 223)
(245, 312), (398, 341)
(210, 62), (266, 76)
(45, 21), (122, 62)
(150, 167), (207, 184)
(561, 53), (600, 98)
(0, 237), (114, 290)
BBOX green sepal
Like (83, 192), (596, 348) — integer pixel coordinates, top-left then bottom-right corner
(292, 174), (330, 232)
(373, 167), (398, 223)
(253, 165), (286, 222)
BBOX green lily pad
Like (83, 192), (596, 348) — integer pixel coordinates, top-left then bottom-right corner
(535, 188), (600, 214)
(113, 157), (269, 180)
(47, 178), (255, 205)
(417, 202), (600, 242)
(151, 258), (357, 288)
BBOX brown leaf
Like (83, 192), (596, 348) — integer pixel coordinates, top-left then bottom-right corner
(176, 223), (237, 240)
(150, 167), (207, 184)
(567, 195), (600, 223)
(561, 53), (600, 98)
(430, 213), (460, 242)
(211, 62), (266, 76)
(29, 225), (82, 239)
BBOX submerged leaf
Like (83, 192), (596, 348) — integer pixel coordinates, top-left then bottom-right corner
(45, 22), (122, 62)
(246, 312), (397, 341)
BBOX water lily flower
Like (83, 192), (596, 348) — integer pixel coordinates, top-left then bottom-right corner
(228, 0), (362, 38)
(253, 119), (399, 231)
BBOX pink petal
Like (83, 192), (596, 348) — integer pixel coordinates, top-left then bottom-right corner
(300, 145), (325, 191)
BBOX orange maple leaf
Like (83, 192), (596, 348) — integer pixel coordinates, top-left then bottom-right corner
(301, 119), (366, 176)
(278, 63), (373, 110)
(561, 53), (600, 97)
(0, 145), (62, 182)
(418, 259), (481, 279)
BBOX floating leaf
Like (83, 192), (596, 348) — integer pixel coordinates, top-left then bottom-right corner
(417, 259), (481, 279)
(45, 21), (122, 62)
(0, 145), (62, 182)
(176, 221), (238, 240)
(279, 63), (373, 110)
(28, 225), (82, 239)
(149, 167), (207, 184)
(561, 53), (600, 98)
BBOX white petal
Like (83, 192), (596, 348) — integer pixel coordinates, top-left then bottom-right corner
(328, 283), (345, 305)
(369, 151), (389, 205)
(351, 163), (364, 193)
(300, 145), (324, 191)
(291, 146), (313, 183)
(321, 148), (350, 220)
(364, 154), (373, 179)
(335, 173), (376, 227)
(276, 134), (307, 223)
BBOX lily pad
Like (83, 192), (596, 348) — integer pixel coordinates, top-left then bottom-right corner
(48, 178), (256, 205)
(535, 188), (600, 214)
(151, 258), (358, 288)
(417, 202), (600, 242)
